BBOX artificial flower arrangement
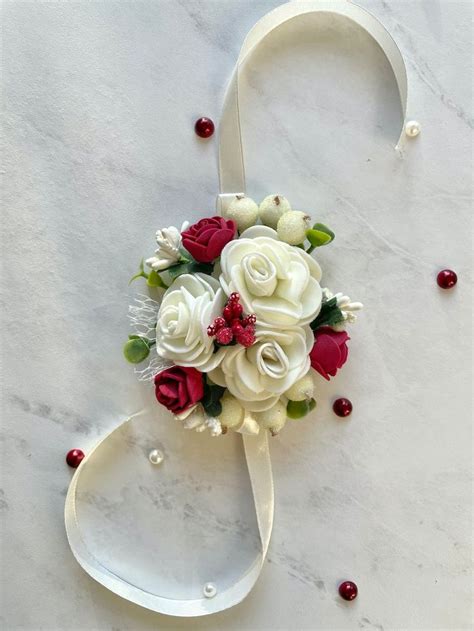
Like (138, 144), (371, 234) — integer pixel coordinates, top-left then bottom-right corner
(123, 195), (362, 437)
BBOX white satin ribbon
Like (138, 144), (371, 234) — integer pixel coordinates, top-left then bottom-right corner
(65, 0), (410, 616)
(65, 410), (273, 616)
(217, 0), (410, 213)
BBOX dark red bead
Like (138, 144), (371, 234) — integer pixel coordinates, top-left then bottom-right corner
(66, 448), (85, 468)
(216, 327), (233, 345)
(232, 302), (243, 318)
(213, 317), (226, 331)
(339, 581), (358, 601)
(333, 398), (353, 417)
(231, 320), (244, 336)
(236, 327), (256, 348)
(243, 314), (257, 326)
(437, 269), (457, 289)
(194, 117), (215, 139)
(223, 305), (234, 322)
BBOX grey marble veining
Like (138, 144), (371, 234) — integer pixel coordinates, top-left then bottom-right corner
(1, 1), (472, 629)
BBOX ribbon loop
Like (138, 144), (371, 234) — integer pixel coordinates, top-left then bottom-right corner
(218, 0), (410, 198)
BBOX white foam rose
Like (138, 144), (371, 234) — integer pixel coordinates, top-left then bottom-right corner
(156, 273), (225, 371)
(209, 324), (314, 411)
(219, 232), (323, 327)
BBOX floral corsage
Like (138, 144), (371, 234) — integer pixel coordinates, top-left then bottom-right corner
(124, 195), (363, 437)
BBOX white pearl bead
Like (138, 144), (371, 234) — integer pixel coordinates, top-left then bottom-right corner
(148, 449), (164, 465)
(405, 120), (421, 138)
(203, 582), (217, 598)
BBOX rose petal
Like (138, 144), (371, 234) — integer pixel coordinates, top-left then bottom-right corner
(206, 229), (235, 260)
(310, 334), (342, 378)
(338, 342), (349, 367)
(182, 238), (210, 262)
(177, 380), (188, 408)
(184, 367), (204, 404)
(159, 383), (179, 399)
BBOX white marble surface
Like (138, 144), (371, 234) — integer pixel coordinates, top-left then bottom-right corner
(2, 1), (472, 629)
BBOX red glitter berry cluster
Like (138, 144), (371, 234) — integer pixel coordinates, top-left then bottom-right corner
(207, 293), (256, 348)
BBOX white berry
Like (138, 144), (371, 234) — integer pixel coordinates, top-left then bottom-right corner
(259, 194), (292, 229)
(284, 373), (314, 402)
(224, 195), (259, 232)
(218, 393), (244, 429)
(277, 211), (311, 245)
(256, 401), (287, 435)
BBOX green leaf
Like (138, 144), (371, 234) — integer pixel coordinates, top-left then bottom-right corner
(167, 260), (214, 281)
(123, 338), (150, 364)
(310, 297), (345, 330)
(287, 399), (311, 419)
(313, 223), (335, 242)
(203, 401), (222, 418)
(201, 382), (226, 417)
(146, 269), (167, 288)
(306, 229), (332, 248)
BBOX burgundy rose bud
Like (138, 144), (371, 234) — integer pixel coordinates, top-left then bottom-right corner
(181, 216), (236, 263)
(310, 326), (350, 380)
(154, 366), (204, 414)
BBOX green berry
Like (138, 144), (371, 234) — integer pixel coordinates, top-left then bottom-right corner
(123, 338), (150, 364)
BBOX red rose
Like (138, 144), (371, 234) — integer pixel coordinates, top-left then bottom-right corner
(154, 366), (204, 414)
(182, 216), (236, 263)
(310, 327), (350, 381)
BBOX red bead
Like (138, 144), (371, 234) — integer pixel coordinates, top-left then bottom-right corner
(437, 269), (457, 289)
(242, 314), (257, 326)
(333, 398), (353, 417)
(229, 292), (240, 303)
(231, 320), (244, 335)
(66, 448), (85, 468)
(223, 305), (234, 322)
(216, 327), (233, 345)
(339, 581), (358, 601)
(194, 117), (215, 139)
(236, 327), (256, 348)
(231, 302), (243, 318)
(213, 317), (226, 331)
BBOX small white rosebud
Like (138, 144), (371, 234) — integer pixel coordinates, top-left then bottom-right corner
(284, 373), (314, 402)
(224, 195), (259, 232)
(218, 393), (245, 429)
(256, 401), (287, 436)
(259, 194), (292, 229)
(277, 211), (311, 245)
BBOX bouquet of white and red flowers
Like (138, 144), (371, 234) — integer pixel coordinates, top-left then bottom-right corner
(124, 195), (362, 436)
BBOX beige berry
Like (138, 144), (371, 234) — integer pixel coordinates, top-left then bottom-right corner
(224, 195), (259, 232)
(218, 393), (244, 429)
(284, 373), (314, 402)
(277, 211), (311, 245)
(256, 401), (287, 435)
(259, 194), (291, 229)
